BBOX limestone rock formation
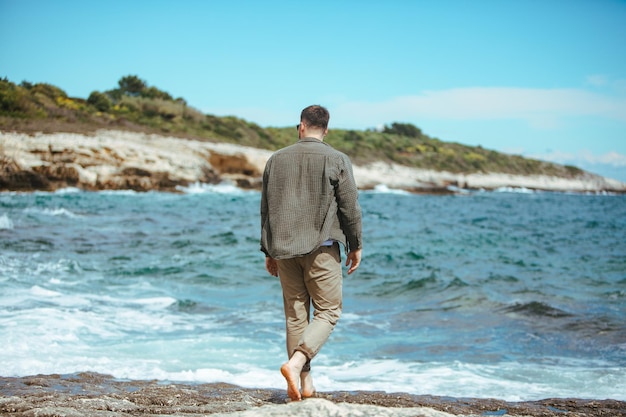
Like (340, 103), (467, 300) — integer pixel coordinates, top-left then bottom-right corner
(1, 130), (625, 193)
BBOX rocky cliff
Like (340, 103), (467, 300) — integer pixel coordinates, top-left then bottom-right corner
(2, 130), (625, 193)
(1, 130), (269, 192)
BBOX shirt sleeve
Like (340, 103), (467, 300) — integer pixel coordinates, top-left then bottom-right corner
(334, 154), (362, 252)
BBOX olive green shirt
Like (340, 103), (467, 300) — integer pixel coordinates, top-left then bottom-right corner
(260, 137), (362, 259)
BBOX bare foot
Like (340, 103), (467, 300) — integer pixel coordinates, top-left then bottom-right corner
(280, 363), (301, 401)
(300, 371), (316, 398)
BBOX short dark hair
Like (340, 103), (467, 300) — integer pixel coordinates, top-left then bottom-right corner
(301, 105), (329, 130)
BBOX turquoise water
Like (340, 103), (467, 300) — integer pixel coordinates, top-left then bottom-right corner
(1, 184), (625, 401)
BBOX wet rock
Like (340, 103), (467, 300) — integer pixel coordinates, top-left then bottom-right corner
(1, 373), (624, 417)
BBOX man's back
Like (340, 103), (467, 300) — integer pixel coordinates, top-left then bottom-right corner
(260, 137), (361, 260)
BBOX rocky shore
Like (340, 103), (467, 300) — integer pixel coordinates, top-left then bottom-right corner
(1, 373), (625, 417)
(2, 130), (625, 194)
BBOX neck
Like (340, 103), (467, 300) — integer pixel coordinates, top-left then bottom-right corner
(304, 134), (324, 141)
(301, 128), (326, 141)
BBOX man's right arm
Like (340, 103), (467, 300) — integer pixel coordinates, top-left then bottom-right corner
(345, 248), (362, 275)
(265, 257), (278, 277)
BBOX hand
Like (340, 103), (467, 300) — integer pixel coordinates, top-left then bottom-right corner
(345, 248), (362, 275)
(265, 257), (278, 277)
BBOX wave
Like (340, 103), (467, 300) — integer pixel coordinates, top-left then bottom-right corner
(372, 274), (439, 297)
(24, 207), (81, 218)
(54, 187), (82, 194)
(97, 189), (140, 195)
(494, 186), (536, 194)
(30, 285), (63, 298)
(502, 301), (573, 318)
(366, 184), (411, 195)
(31, 188), (82, 196)
(0, 213), (14, 230)
(131, 296), (178, 309)
(176, 181), (252, 195)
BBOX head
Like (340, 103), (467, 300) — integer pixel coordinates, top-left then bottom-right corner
(298, 105), (329, 139)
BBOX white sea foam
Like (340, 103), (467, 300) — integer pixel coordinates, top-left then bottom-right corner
(3, 285), (625, 401)
(22, 285), (91, 308)
(30, 285), (63, 297)
(4, 347), (624, 402)
(54, 187), (82, 194)
(494, 186), (535, 194)
(369, 184), (411, 195)
(176, 181), (250, 195)
(24, 207), (81, 218)
(32, 259), (83, 278)
(0, 213), (14, 229)
(0, 257), (16, 284)
(131, 296), (178, 308)
(45, 207), (81, 217)
(446, 185), (471, 194)
(98, 189), (139, 195)
(301, 360), (626, 401)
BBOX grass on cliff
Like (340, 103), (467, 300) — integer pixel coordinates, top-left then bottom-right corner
(1, 75), (583, 178)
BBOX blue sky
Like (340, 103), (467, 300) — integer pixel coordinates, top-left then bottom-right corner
(2, 0), (626, 181)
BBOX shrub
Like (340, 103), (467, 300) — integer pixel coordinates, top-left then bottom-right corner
(87, 91), (112, 112)
(0, 79), (37, 117)
(142, 86), (173, 101)
(30, 83), (67, 100)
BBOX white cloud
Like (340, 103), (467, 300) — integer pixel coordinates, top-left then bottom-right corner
(333, 87), (626, 129)
(200, 84), (626, 133)
(586, 75), (626, 94)
(579, 150), (626, 167)
(527, 150), (576, 164)
(526, 149), (626, 182)
(528, 149), (626, 167)
(586, 74), (609, 87)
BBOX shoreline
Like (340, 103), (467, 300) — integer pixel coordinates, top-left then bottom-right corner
(1, 373), (625, 417)
(2, 130), (625, 194)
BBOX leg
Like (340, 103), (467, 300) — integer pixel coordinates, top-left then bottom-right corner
(299, 245), (342, 398)
(278, 258), (310, 364)
(300, 370), (316, 398)
(280, 351), (307, 401)
(277, 245), (342, 400)
(277, 257), (309, 400)
(297, 244), (343, 359)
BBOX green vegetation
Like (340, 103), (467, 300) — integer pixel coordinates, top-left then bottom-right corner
(1, 75), (583, 177)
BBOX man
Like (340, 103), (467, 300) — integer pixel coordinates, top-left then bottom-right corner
(260, 105), (363, 401)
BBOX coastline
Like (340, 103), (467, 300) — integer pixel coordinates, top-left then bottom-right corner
(2, 373), (625, 417)
(2, 133), (626, 416)
(2, 130), (625, 193)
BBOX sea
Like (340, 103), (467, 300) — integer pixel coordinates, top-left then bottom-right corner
(1, 183), (625, 402)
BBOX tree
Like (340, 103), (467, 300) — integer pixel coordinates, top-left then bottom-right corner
(383, 122), (422, 138)
(118, 75), (146, 96)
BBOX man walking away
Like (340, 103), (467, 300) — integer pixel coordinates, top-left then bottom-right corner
(260, 105), (363, 401)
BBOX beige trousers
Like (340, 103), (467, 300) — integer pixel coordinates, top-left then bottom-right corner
(277, 243), (342, 371)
